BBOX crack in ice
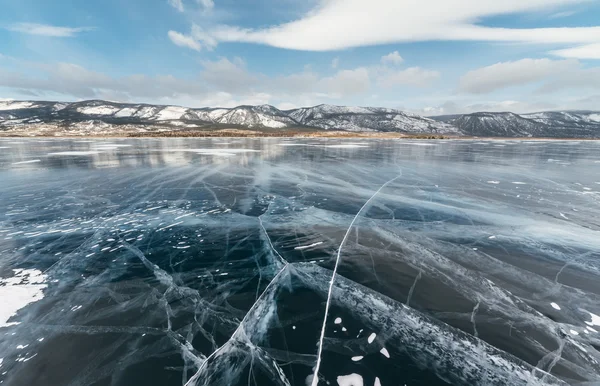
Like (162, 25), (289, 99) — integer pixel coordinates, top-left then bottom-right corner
(184, 264), (290, 386)
(310, 175), (400, 386)
(406, 270), (422, 307)
(471, 301), (480, 338)
(258, 214), (287, 266)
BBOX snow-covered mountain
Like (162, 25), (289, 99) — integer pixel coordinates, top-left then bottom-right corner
(2, 99), (600, 137)
(433, 111), (600, 138)
(0, 100), (457, 135)
(287, 104), (457, 133)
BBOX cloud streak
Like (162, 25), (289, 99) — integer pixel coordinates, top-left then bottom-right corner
(168, 30), (202, 51)
(551, 43), (600, 59)
(168, 0), (600, 52)
(168, 0), (185, 12)
(6, 23), (93, 37)
(459, 58), (578, 94)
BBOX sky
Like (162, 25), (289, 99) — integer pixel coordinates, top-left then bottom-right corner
(1, 0), (600, 115)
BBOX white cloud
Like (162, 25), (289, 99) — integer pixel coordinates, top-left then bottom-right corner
(168, 0), (213, 12)
(168, 31), (202, 51)
(6, 23), (93, 37)
(377, 67), (440, 88)
(183, 0), (600, 51)
(459, 58), (578, 93)
(411, 96), (600, 116)
(277, 102), (300, 110)
(197, 0), (215, 10)
(538, 67), (600, 92)
(0, 57), (372, 107)
(551, 43), (600, 59)
(381, 51), (403, 66)
(168, 0), (185, 12)
(331, 57), (339, 69)
(320, 68), (371, 97)
(200, 57), (260, 93)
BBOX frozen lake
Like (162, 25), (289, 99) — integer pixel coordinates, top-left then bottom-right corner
(0, 138), (599, 385)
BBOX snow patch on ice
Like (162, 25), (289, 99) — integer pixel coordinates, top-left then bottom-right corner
(163, 148), (259, 157)
(12, 159), (41, 165)
(0, 269), (47, 327)
(324, 144), (369, 149)
(550, 302), (561, 310)
(337, 373), (363, 386)
(295, 242), (324, 250)
(584, 311), (600, 327)
(368, 332), (376, 344)
(48, 151), (103, 156)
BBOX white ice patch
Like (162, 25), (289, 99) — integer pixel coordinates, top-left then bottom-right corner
(584, 311), (600, 327)
(295, 242), (324, 250)
(163, 148), (259, 156)
(337, 373), (363, 386)
(12, 160), (41, 165)
(93, 144), (132, 150)
(550, 302), (561, 310)
(374, 377), (381, 386)
(0, 269), (47, 327)
(512, 182), (527, 185)
(334, 317), (342, 325)
(351, 356), (364, 361)
(368, 332), (376, 344)
(559, 213), (569, 220)
(487, 181), (500, 184)
(570, 329), (579, 336)
(324, 145), (369, 149)
(380, 348), (390, 358)
(48, 151), (103, 156)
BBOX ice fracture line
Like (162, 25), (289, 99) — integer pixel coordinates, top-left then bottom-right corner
(310, 175), (400, 386)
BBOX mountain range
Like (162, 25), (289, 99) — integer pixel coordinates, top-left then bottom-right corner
(1, 99), (599, 138)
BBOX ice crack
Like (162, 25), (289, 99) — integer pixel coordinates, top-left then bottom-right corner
(310, 175), (400, 386)
(406, 270), (422, 307)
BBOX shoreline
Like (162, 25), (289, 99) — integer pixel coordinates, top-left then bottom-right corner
(0, 130), (598, 141)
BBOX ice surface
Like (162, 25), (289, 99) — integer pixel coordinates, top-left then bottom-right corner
(0, 138), (599, 385)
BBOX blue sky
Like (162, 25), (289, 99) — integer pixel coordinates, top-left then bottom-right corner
(1, 0), (600, 114)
